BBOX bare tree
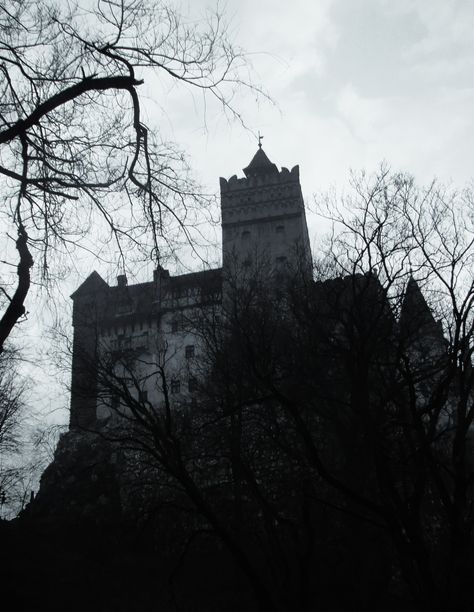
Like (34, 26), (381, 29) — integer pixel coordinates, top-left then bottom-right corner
(0, 347), (25, 456)
(87, 336), (283, 612)
(0, 344), (29, 517)
(82, 262), (385, 611)
(38, 166), (474, 610)
(94, 169), (474, 610)
(313, 169), (474, 610)
(0, 0), (265, 353)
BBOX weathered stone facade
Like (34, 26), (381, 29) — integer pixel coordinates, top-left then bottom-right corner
(69, 147), (313, 431)
(220, 146), (312, 276)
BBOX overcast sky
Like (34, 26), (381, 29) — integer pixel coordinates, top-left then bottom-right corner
(20, 0), (474, 426)
(160, 0), (474, 220)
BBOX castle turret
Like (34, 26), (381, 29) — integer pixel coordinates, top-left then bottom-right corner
(220, 147), (312, 278)
(400, 276), (446, 356)
(70, 271), (109, 430)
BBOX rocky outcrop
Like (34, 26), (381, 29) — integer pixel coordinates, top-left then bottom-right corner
(25, 429), (122, 524)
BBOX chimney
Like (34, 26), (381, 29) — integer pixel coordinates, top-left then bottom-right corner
(117, 274), (127, 288)
(153, 266), (170, 282)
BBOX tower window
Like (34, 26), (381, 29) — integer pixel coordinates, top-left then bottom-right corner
(185, 345), (195, 359)
(276, 225), (285, 233)
(118, 335), (131, 350)
(117, 299), (133, 315)
(139, 390), (148, 403)
(171, 380), (180, 394)
(171, 319), (180, 333)
(188, 377), (197, 392)
(135, 331), (148, 350)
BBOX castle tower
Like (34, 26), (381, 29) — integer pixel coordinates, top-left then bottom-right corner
(69, 271), (109, 430)
(220, 147), (312, 279)
(399, 276), (446, 358)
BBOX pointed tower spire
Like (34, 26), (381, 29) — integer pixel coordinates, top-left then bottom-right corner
(400, 276), (444, 347)
(243, 147), (278, 178)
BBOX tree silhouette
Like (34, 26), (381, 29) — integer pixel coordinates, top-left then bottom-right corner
(32, 168), (474, 611)
(0, 0), (265, 353)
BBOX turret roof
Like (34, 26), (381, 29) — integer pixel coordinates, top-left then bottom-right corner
(70, 271), (108, 299)
(400, 276), (443, 341)
(243, 147), (278, 178)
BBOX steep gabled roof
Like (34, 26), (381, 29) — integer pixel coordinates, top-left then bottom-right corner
(243, 147), (279, 178)
(400, 277), (444, 343)
(70, 271), (109, 299)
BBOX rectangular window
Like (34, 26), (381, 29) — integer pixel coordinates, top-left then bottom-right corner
(188, 377), (197, 392)
(117, 300), (133, 315)
(185, 345), (195, 359)
(276, 225), (285, 233)
(135, 331), (148, 350)
(138, 390), (148, 403)
(171, 379), (180, 394)
(118, 335), (131, 350)
(171, 319), (179, 333)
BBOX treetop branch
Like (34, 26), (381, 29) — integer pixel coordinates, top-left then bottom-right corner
(0, 75), (143, 146)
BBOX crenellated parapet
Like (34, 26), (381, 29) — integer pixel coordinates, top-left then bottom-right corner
(220, 164), (300, 193)
(220, 164), (304, 227)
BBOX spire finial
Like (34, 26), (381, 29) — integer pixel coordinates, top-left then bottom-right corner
(258, 131), (264, 149)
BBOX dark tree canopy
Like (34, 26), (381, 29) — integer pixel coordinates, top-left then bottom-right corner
(72, 169), (474, 612)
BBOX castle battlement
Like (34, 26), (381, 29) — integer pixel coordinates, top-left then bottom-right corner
(219, 165), (303, 221)
(220, 164), (300, 194)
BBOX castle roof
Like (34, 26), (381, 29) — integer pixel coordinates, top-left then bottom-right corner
(97, 268), (223, 325)
(243, 147), (278, 178)
(400, 276), (444, 343)
(70, 271), (108, 299)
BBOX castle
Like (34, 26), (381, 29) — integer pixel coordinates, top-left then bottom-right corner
(69, 144), (448, 437)
(69, 146), (313, 430)
(27, 149), (470, 612)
